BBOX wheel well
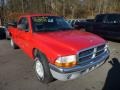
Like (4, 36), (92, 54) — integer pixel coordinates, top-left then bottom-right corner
(32, 48), (45, 58)
(32, 48), (49, 62)
(32, 48), (38, 59)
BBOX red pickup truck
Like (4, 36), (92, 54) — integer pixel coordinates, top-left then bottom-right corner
(8, 14), (109, 83)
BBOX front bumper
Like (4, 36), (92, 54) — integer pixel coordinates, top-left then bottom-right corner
(49, 50), (109, 81)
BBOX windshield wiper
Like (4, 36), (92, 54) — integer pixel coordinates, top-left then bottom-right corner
(34, 27), (74, 32)
(59, 28), (74, 30)
(34, 28), (59, 32)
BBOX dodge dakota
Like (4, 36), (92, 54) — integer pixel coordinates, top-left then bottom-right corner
(8, 14), (109, 83)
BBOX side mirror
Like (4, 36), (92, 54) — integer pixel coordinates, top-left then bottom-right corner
(24, 29), (29, 32)
(17, 24), (29, 32)
(17, 24), (24, 30)
(8, 21), (17, 28)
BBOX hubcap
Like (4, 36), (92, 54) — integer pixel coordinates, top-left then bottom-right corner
(35, 58), (44, 79)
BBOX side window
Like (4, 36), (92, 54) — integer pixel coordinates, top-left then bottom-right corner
(18, 17), (29, 31)
(95, 15), (105, 23)
(105, 15), (120, 23)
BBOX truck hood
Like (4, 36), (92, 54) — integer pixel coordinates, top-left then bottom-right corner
(34, 30), (106, 55)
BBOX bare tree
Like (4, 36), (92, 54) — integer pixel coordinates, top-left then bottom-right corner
(2, 0), (120, 22)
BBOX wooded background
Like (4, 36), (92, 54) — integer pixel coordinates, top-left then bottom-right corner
(0, 0), (120, 22)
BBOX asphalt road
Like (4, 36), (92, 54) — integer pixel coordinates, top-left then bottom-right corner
(0, 40), (120, 90)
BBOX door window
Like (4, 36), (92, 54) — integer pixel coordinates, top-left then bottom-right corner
(18, 17), (29, 31)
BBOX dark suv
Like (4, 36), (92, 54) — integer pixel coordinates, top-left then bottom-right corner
(76, 13), (120, 40)
(0, 26), (6, 39)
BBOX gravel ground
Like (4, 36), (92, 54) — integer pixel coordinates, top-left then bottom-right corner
(0, 40), (120, 90)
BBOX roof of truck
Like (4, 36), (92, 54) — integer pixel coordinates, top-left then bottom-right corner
(20, 14), (58, 17)
(96, 13), (120, 16)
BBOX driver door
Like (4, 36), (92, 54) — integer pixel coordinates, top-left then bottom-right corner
(17, 17), (31, 53)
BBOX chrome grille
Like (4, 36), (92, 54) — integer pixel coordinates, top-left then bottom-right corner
(97, 44), (105, 52)
(78, 44), (106, 65)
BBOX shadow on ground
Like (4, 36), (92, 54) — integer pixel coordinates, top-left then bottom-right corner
(102, 58), (120, 90)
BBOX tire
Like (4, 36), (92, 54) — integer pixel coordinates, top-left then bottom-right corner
(6, 37), (10, 40)
(6, 36), (10, 40)
(34, 50), (54, 83)
(6, 35), (11, 40)
(10, 39), (19, 49)
(6, 32), (11, 40)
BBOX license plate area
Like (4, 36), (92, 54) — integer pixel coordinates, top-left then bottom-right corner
(80, 61), (104, 75)
(80, 66), (95, 75)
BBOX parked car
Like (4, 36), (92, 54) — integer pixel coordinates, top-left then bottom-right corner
(86, 19), (94, 22)
(5, 29), (11, 40)
(75, 13), (120, 40)
(67, 19), (81, 27)
(8, 14), (109, 83)
(0, 26), (6, 39)
(74, 20), (92, 29)
(5, 21), (17, 40)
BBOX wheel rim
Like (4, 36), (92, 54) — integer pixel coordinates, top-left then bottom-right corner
(35, 58), (44, 79)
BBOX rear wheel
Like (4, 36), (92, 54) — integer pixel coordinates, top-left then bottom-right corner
(6, 35), (10, 40)
(10, 39), (19, 49)
(34, 50), (54, 83)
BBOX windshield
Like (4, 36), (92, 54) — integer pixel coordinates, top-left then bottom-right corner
(31, 16), (73, 32)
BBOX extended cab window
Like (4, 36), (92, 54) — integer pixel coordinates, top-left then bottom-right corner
(18, 18), (29, 31)
(105, 14), (120, 23)
(31, 16), (73, 32)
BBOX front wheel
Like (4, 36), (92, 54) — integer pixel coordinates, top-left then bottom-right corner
(34, 51), (54, 83)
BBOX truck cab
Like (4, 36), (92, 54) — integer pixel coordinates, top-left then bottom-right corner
(9, 14), (110, 83)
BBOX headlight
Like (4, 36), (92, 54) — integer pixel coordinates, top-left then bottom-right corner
(55, 55), (77, 68)
(105, 44), (109, 51)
